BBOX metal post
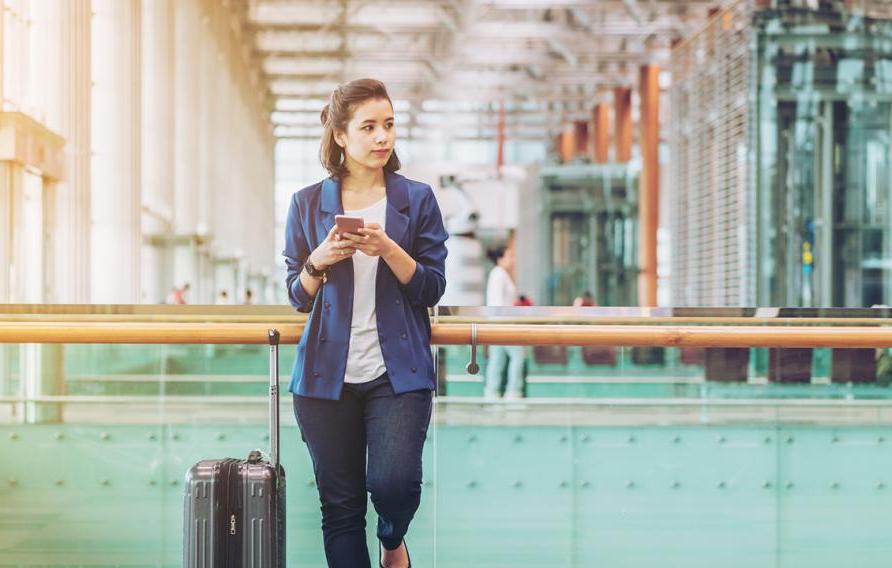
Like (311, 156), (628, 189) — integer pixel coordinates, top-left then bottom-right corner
(267, 329), (280, 468)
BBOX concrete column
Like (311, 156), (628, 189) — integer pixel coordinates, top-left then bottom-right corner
(21, 342), (63, 424)
(0, 0), (70, 419)
(29, 0), (92, 303)
(496, 100), (505, 169)
(91, 0), (142, 303)
(638, 64), (660, 307)
(16, 171), (45, 303)
(0, 4), (4, 107)
(3, 1), (29, 111)
(214, 258), (237, 303)
(5, 165), (31, 304)
(41, 181), (57, 302)
(0, 163), (10, 410)
(142, 0), (175, 304)
(592, 102), (610, 163)
(198, 247), (213, 304)
(197, 4), (213, 257)
(0, 164), (14, 302)
(3, 163), (62, 423)
(614, 87), (632, 163)
(173, 0), (200, 298)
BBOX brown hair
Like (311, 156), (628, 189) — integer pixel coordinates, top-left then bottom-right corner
(319, 78), (401, 178)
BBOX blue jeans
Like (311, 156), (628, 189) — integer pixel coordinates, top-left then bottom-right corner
(483, 345), (526, 397)
(293, 372), (433, 568)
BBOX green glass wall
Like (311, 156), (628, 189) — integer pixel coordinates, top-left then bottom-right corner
(539, 165), (639, 306)
(754, 6), (892, 307)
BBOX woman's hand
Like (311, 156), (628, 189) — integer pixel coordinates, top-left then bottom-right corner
(309, 225), (357, 269)
(342, 223), (396, 258)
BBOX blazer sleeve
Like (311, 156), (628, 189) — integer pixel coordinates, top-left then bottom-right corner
(400, 186), (448, 308)
(282, 194), (316, 313)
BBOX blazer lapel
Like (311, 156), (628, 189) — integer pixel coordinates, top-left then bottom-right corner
(384, 172), (410, 249)
(319, 177), (352, 288)
(319, 177), (342, 242)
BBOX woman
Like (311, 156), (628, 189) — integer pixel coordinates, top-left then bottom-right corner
(482, 235), (526, 400)
(282, 78), (448, 568)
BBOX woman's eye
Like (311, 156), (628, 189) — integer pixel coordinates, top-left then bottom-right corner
(385, 123), (393, 129)
(363, 126), (373, 131)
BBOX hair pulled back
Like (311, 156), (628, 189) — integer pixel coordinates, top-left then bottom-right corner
(319, 78), (401, 178)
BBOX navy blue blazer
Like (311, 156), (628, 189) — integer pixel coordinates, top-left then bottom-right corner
(282, 172), (448, 400)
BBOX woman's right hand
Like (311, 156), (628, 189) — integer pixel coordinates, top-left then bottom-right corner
(309, 225), (357, 269)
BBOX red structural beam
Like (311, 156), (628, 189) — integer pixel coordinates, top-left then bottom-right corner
(638, 64), (660, 307)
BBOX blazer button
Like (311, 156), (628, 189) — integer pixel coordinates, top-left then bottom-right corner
(313, 371), (320, 377)
(411, 367), (417, 373)
(395, 299), (401, 305)
(401, 333), (408, 340)
(320, 337), (326, 343)
(324, 302), (331, 309)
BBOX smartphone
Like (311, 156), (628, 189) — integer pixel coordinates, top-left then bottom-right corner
(334, 215), (364, 236)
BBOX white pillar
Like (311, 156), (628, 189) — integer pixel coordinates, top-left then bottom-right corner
(0, 163), (14, 302)
(0, 163), (31, 304)
(0, 163), (11, 417)
(0, 3), (4, 107)
(16, 170), (45, 303)
(142, 0), (175, 304)
(197, 6), (212, 249)
(29, 0), (92, 303)
(3, 0), (30, 112)
(173, 0), (200, 299)
(90, 0), (142, 303)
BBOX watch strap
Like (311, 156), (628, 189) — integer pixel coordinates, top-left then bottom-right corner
(304, 258), (327, 278)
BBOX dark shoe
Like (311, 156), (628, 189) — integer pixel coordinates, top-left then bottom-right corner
(379, 540), (411, 568)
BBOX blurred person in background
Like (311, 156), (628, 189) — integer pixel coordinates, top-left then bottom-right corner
(515, 294), (533, 307)
(573, 290), (596, 307)
(483, 232), (527, 400)
(215, 289), (231, 305)
(166, 282), (190, 304)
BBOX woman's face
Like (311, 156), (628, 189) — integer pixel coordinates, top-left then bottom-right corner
(499, 241), (516, 272)
(335, 98), (395, 174)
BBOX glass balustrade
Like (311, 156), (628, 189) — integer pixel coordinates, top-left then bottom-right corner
(1, 305), (891, 566)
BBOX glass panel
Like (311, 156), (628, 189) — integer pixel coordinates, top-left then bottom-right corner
(2, 306), (892, 565)
(0, 341), (314, 564)
(754, 7), (892, 309)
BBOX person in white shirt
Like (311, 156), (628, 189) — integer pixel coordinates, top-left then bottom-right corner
(483, 235), (527, 400)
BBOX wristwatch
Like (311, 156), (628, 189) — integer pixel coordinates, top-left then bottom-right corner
(303, 258), (328, 281)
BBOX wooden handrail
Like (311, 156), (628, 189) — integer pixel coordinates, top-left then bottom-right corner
(2, 322), (892, 347)
(1, 314), (891, 326)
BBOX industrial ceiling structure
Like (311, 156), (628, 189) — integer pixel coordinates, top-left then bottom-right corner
(245, 0), (720, 141)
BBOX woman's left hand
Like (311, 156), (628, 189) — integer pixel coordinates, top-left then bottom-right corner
(341, 223), (395, 258)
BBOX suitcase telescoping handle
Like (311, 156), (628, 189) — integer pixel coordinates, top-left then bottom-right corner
(268, 329), (280, 468)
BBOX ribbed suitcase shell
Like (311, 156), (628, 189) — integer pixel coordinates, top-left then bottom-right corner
(183, 330), (285, 567)
(183, 457), (285, 567)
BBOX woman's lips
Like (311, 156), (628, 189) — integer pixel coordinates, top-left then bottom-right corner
(372, 149), (390, 155)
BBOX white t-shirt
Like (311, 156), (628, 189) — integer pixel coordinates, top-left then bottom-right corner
(343, 197), (388, 383)
(485, 265), (517, 307)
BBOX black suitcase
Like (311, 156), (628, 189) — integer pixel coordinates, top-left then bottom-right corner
(183, 329), (286, 567)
